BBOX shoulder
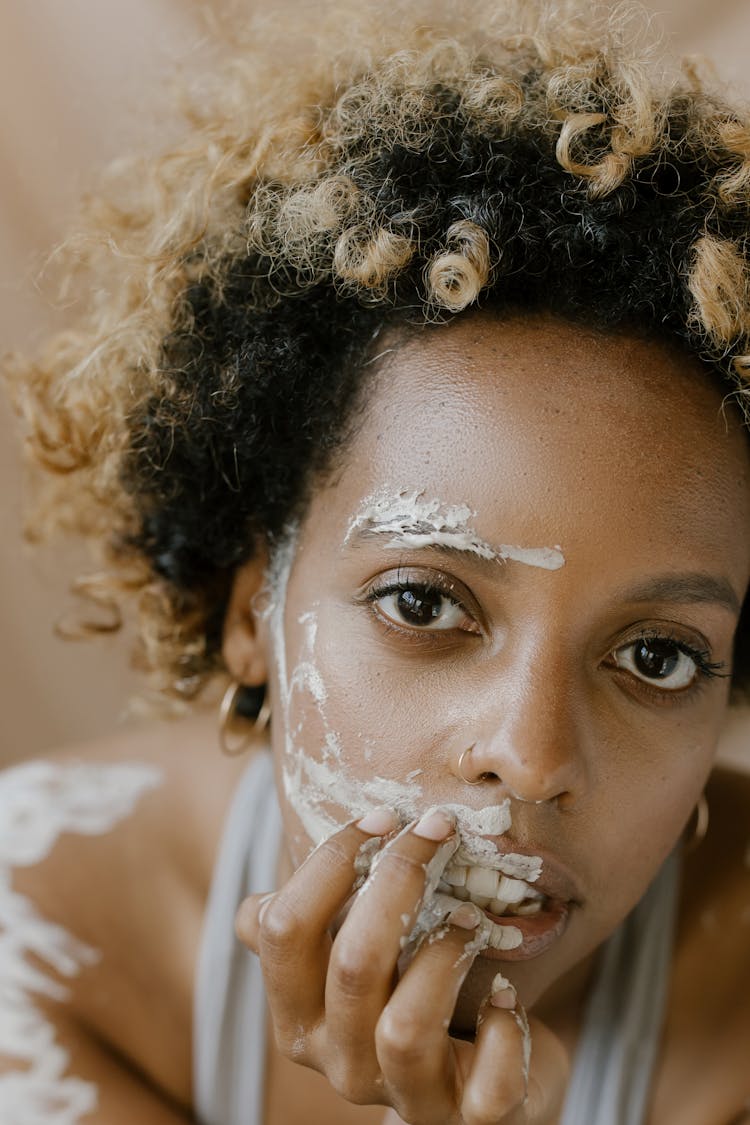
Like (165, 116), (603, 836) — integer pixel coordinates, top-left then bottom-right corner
(659, 762), (750, 1119)
(701, 762), (750, 921)
(4, 708), (253, 1110)
(679, 762), (750, 994)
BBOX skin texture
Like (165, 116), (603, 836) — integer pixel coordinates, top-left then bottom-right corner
(227, 311), (750, 1123)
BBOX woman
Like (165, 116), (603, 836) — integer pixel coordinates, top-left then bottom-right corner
(3, 1), (750, 1121)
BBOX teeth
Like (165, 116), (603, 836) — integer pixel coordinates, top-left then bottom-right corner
(438, 862), (548, 918)
(513, 899), (543, 916)
(488, 921), (523, 950)
(523, 886), (545, 900)
(465, 866), (500, 899)
(443, 863), (467, 887)
(496, 877), (528, 904)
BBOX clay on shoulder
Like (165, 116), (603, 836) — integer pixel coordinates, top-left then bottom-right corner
(7, 710), (249, 1112)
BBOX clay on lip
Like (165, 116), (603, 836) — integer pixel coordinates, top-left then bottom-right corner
(481, 899), (572, 961)
(460, 837), (583, 905)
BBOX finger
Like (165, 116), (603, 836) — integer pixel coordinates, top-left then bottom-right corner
(460, 1005), (528, 1125)
(463, 1007), (568, 1125)
(375, 905), (486, 1123)
(241, 808), (399, 1037)
(234, 891), (276, 952)
(325, 810), (458, 1064)
(518, 1016), (569, 1124)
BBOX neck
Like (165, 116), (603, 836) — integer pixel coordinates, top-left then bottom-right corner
(530, 951), (599, 1055)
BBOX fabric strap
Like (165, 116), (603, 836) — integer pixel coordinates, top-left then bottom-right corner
(559, 848), (680, 1125)
(193, 752), (282, 1125)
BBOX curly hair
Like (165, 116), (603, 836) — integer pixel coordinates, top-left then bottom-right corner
(7, 0), (750, 701)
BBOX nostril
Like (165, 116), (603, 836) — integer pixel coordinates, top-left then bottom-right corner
(508, 786), (575, 809)
(456, 746), (502, 785)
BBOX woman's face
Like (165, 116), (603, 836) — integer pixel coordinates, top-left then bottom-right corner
(250, 312), (750, 1008)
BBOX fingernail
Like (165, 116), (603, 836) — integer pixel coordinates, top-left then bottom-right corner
(356, 807), (399, 835)
(448, 902), (483, 929)
(413, 808), (455, 841)
(490, 972), (517, 1009)
(258, 892), (275, 925)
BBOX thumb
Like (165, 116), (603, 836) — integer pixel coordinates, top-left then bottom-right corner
(523, 1015), (570, 1122)
(234, 890), (275, 952)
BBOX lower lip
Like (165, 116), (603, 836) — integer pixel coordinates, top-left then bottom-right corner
(482, 899), (571, 961)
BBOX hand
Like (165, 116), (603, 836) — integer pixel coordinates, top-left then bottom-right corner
(235, 808), (568, 1124)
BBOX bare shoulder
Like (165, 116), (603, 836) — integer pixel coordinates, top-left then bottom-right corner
(6, 708), (252, 1110)
(699, 765), (750, 995)
(656, 764), (750, 1121)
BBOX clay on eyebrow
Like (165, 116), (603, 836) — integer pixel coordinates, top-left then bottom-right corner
(345, 489), (565, 570)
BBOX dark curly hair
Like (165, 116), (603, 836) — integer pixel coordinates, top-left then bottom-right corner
(7, 1), (750, 700)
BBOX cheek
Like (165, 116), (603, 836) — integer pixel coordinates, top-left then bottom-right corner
(582, 720), (715, 910)
(267, 605), (425, 861)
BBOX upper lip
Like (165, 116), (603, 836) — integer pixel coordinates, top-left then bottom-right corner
(470, 836), (584, 905)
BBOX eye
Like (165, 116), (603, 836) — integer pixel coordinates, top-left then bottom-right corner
(613, 636), (705, 691)
(370, 582), (479, 633)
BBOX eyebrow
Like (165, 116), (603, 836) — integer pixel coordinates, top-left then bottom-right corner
(347, 531), (743, 614)
(619, 573), (742, 615)
(346, 526), (495, 560)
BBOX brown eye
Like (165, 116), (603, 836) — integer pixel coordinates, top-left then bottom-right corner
(373, 584), (477, 632)
(394, 588), (442, 625)
(614, 638), (697, 690)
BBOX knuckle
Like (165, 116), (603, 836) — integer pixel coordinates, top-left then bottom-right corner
(377, 848), (429, 884)
(376, 1009), (425, 1068)
(462, 1076), (525, 1125)
(330, 938), (381, 997)
(316, 833), (360, 872)
(258, 895), (303, 953)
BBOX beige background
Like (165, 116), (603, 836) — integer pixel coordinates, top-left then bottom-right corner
(2, 1), (750, 765)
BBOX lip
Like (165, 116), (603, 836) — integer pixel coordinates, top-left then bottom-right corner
(454, 836), (582, 961)
(467, 836), (585, 904)
(482, 898), (571, 960)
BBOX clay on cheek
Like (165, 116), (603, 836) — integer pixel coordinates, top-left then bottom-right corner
(345, 489), (565, 570)
(264, 529), (424, 844)
(264, 530), (543, 907)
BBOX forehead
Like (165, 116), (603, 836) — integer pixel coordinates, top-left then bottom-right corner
(310, 312), (750, 577)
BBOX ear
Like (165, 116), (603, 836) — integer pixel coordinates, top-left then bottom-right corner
(222, 547), (270, 687)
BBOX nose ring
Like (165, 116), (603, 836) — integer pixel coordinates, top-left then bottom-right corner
(457, 746), (484, 786)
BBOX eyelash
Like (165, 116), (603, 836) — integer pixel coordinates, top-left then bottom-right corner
(362, 578), (729, 695)
(609, 630), (728, 703)
(623, 632), (726, 681)
(363, 573), (478, 640)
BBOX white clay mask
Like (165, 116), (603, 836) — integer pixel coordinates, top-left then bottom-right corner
(345, 489), (565, 570)
(0, 759), (162, 1124)
(265, 516), (543, 950)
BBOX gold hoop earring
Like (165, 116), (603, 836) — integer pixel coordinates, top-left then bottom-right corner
(457, 747), (484, 786)
(218, 681), (271, 757)
(684, 791), (709, 853)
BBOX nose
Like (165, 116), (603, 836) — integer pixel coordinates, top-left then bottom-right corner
(457, 658), (586, 809)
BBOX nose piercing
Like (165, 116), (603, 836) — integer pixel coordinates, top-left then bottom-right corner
(457, 746), (484, 785)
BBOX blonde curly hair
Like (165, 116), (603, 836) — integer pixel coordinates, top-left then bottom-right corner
(7, 0), (750, 703)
